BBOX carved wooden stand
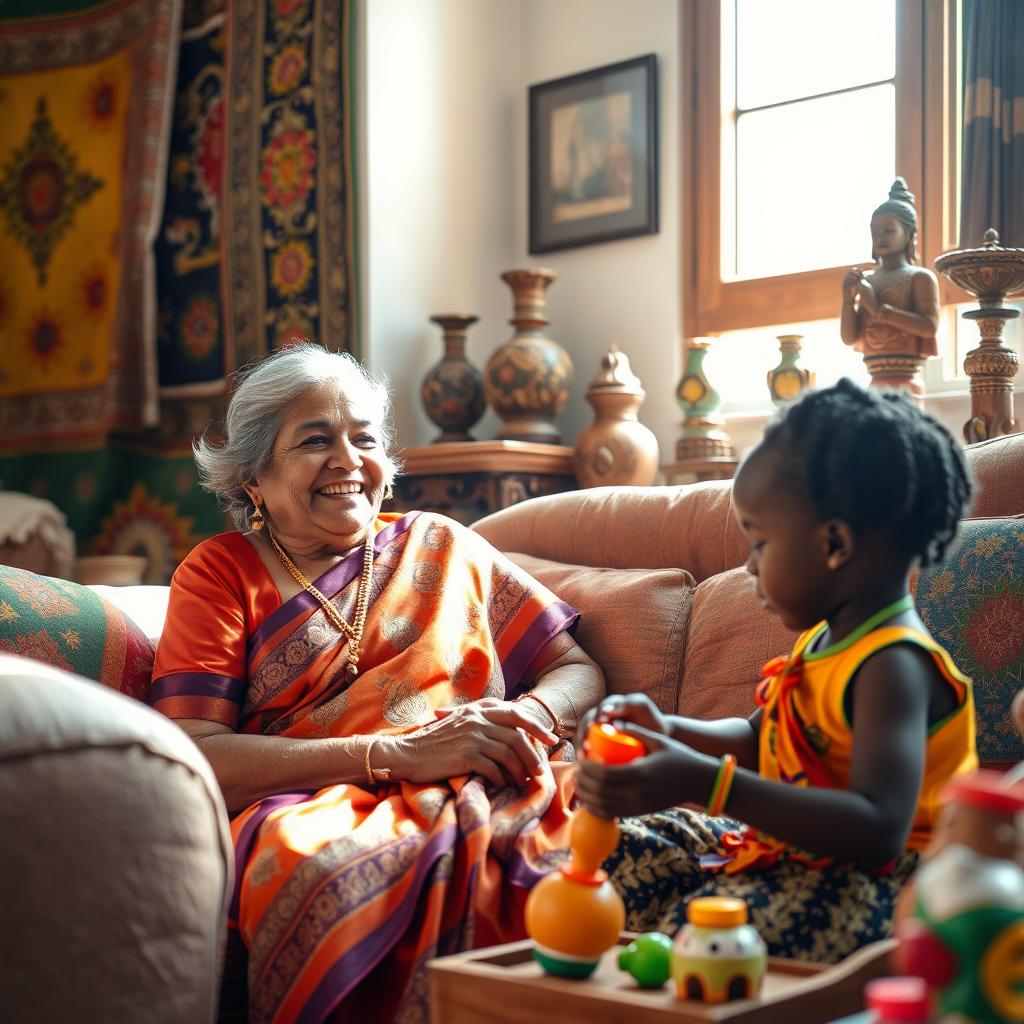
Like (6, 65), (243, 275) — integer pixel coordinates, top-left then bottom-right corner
(934, 229), (1024, 442)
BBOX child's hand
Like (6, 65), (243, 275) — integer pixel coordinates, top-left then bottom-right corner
(575, 693), (669, 752)
(575, 724), (700, 819)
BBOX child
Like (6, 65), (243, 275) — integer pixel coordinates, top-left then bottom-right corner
(576, 379), (979, 963)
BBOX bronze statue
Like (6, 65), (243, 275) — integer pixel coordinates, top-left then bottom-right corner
(841, 178), (940, 400)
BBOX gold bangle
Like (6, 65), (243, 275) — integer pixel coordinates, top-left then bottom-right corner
(364, 737), (392, 785)
(517, 691), (565, 736)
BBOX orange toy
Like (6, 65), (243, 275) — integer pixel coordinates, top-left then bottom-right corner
(525, 723), (645, 978)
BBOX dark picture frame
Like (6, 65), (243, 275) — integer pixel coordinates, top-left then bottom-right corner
(529, 54), (658, 254)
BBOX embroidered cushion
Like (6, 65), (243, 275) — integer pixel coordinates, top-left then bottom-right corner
(504, 552), (695, 714)
(0, 565), (154, 700)
(916, 517), (1024, 765)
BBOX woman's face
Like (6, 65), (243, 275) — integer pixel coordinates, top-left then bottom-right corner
(251, 381), (391, 552)
(871, 213), (910, 258)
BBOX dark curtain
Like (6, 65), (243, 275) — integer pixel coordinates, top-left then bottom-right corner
(960, 0), (1024, 246)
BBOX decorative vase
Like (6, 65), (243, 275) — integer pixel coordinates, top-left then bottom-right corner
(675, 338), (735, 461)
(766, 334), (815, 405)
(420, 314), (486, 442)
(574, 347), (659, 488)
(484, 268), (573, 443)
(934, 229), (1024, 442)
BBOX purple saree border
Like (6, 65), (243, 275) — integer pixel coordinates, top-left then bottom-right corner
(149, 671), (246, 705)
(297, 823), (458, 1024)
(228, 791), (316, 923)
(246, 511), (421, 659)
(502, 601), (580, 699)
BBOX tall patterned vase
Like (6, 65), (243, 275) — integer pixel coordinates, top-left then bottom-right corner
(420, 314), (486, 442)
(675, 338), (735, 460)
(484, 269), (573, 443)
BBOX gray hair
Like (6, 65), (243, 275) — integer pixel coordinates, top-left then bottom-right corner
(194, 342), (399, 531)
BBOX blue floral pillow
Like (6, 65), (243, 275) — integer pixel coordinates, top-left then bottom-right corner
(917, 517), (1024, 765)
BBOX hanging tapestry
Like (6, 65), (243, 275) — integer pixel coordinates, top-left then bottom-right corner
(0, 0), (182, 447)
(0, 0), (359, 583)
(156, 0), (359, 397)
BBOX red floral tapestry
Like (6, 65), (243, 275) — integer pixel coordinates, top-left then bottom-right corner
(0, 0), (182, 447)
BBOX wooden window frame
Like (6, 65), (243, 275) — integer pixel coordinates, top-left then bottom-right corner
(682, 0), (965, 339)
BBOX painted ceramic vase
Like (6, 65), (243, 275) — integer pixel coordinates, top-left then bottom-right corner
(420, 314), (486, 442)
(672, 897), (766, 1003)
(574, 346), (659, 487)
(484, 268), (572, 443)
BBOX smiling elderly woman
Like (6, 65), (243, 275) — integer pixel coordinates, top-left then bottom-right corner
(148, 343), (605, 1023)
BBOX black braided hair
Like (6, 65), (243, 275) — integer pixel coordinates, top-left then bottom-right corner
(757, 379), (974, 568)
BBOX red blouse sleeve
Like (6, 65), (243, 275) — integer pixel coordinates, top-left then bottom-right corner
(149, 534), (262, 728)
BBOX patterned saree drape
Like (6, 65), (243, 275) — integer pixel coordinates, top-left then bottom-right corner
(0, 0), (358, 583)
(960, 0), (1024, 246)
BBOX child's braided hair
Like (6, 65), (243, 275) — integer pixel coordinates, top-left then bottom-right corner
(759, 379), (974, 568)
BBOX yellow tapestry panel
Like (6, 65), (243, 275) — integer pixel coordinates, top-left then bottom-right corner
(0, 47), (130, 398)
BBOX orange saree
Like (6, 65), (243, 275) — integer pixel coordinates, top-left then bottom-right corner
(151, 512), (580, 1023)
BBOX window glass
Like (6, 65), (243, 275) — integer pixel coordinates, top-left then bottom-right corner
(736, 0), (896, 110)
(704, 319), (870, 409)
(735, 86), (895, 279)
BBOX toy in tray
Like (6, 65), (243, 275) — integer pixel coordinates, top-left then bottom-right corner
(894, 770), (1024, 1024)
(672, 896), (766, 1003)
(524, 723), (644, 978)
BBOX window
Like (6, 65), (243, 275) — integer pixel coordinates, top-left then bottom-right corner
(683, 0), (967, 397)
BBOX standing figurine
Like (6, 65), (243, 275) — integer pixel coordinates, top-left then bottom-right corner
(841, 178), (940, 401)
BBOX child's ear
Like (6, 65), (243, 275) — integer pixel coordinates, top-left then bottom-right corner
(820, 519), (855, 571)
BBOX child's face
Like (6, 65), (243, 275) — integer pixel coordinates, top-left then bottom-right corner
(733, 449), (833, 631)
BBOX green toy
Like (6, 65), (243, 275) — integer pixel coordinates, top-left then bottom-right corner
(618, 932), (673, 989)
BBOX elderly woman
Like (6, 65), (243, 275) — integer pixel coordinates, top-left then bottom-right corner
(149, 343), (605, 1023)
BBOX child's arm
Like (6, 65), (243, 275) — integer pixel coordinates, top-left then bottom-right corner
(583, 693), (761, 769)
(577, 646), (935, 867)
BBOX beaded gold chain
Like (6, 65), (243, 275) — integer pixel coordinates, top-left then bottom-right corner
(268, 529), (375, 678)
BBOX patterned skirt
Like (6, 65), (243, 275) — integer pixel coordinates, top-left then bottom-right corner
(605, 808), (919, 964)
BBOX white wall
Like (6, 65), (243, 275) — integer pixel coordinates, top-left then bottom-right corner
(362, 0), (524, 449)
(362, 0), (683, 458)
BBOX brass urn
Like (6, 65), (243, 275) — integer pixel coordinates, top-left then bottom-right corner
(934, 229), (1024, 441)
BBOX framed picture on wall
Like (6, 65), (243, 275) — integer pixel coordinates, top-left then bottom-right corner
(529, 53), (658, 254)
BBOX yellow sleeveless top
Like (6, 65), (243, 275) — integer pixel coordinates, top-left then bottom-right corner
(717, 620), (977, 874)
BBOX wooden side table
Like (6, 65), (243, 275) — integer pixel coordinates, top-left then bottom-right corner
(661, 457), (739, 485)
(388, 440), (577, 526)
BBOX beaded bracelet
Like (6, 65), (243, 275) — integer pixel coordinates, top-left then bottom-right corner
(517, 691), (565, 736)
(707, 753), (737, 817)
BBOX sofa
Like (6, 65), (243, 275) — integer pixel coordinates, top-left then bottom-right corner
(1, 431), (1022, 1022)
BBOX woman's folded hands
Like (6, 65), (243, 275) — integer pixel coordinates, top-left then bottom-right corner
(381, 697), (558, 788)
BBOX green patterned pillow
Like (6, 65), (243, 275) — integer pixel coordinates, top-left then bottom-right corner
(0, 565), (154, 700)
(916, 517), (1024, 765)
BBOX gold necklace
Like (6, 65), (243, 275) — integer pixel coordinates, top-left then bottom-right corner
(268, 529), (375, 678)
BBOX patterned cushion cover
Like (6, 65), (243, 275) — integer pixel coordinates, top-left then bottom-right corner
(917, 517), (1024, 765)
(0, 566), (154, 700)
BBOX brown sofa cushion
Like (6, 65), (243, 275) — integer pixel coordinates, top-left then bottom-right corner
(680, 566), (799, 720)
(506, 552), (695, 714)
(475, 482), (748, 582)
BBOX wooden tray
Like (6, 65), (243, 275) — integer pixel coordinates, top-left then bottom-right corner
(428, 935), (894, 1024)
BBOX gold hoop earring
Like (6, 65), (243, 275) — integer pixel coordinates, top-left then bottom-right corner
(250, 504), (265, 533)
